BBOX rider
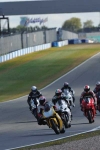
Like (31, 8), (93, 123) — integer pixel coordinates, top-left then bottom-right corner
(27, 86), (42, 111)
(61, 82), (75, 107)
(52, 89), (70, 105)
(52, 89), (72, 119)
(37, 96), (48, 125)
(93, 81), (100, 94)
(80, 85), (97, 111)
(93, 81), (100, 107)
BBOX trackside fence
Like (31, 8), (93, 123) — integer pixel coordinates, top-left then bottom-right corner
(0, 40), (68, 63)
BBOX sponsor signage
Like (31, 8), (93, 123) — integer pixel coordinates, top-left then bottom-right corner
(25, 17), (48, 26)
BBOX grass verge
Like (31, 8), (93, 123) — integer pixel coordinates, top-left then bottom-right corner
(14, 129), (100, 150)
(0, 44), (100, 102)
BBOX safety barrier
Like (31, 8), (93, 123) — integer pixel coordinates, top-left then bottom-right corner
(52, 40), (68, 47)
(0, 40), (68, 63)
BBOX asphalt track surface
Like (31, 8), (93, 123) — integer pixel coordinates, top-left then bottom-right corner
(0, 53), (100, 150)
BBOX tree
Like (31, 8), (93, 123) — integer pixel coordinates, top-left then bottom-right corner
(83, 20), (94, 28)
(16, 25), (26, 33)
(62, 17), (82, 32)
(41, 25), (48, 30)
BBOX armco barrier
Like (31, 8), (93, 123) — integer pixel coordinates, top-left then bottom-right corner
(0, 40), (68, 63)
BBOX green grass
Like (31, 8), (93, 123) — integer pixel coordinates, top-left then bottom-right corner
(0, 44), (100, 102)
(14, 130), (100, 150)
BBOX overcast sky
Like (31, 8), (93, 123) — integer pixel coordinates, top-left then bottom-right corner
(6, 12), (100, 29)
(1, 0), (100, 28)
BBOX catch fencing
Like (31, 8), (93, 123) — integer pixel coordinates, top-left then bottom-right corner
(0, 28), (57, 56)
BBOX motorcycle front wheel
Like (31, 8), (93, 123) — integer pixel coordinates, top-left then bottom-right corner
(50, 119), (60, 134)
(87, 110), (94, 123)
(63, 113), (70, 128)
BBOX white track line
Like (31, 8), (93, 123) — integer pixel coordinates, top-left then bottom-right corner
(6, 126), (100, 150)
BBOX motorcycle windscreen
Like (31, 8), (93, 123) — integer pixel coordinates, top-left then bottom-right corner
(43, 108), (54, 118)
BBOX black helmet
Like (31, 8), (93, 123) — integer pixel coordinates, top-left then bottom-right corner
(84, 85), (90, 92)
(55, 89), (62, 97)
(64, 82), (69, 88)
(39, 96), (46, 105)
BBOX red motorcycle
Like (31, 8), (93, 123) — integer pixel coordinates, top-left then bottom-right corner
(81, 96), (96, 123)
(96, 91), (100, 112)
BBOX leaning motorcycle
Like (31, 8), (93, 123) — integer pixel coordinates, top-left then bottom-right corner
(42, 102), (65, 134)
(81, 96), (96, 123)
(30, 98), (39, 119)
(55, 99), (71, 128)
(96, 91), (100, 112)
(63, 89), (75, 109)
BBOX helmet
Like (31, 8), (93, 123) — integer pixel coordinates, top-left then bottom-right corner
(84, 85), (90, 92)
(64, 82), (69, 88)
(96, 81), (100, 86)
(39, 96), (46, 105)
(55, 89), (62, 97)
(96, 81), (100, 89)
(31, 86), (37, 93)
(44, 103), (50, 112)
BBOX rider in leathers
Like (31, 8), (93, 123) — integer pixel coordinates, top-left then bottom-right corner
(27, 86), (42, 110)
(93, 81), (100, 94)
(37, 96), (48, 125)
(61, 82), (75, 107)
(52, 89), (72, 119)
(80, 85), (97, 111)
(93, 81), (100, 106)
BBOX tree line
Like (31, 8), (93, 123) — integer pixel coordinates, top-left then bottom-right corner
(1, 16), (100, 35)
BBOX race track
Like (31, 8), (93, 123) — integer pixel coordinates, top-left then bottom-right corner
(0, 53), (100, 150)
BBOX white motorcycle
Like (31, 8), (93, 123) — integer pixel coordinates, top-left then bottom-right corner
(63, 89), (75, 109)
(55, 99), (71, 128)
(30, 98), (39, 119)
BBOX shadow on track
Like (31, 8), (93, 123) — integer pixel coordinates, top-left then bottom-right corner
(20, 132), (56, 137)
(14, 120), (37, 124)
(72, 122), (89, 125)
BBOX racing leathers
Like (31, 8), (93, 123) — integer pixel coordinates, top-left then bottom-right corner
(93, 86), (100, 94)
(61, 86), (75, 105)
(52, 93), (72, 119)
(93, 87), (100, 105)
(52, 93), (69, 105)
(37, 102), (49, 125)
(27, 90), (42, 110)
(80, 90), (97, 110)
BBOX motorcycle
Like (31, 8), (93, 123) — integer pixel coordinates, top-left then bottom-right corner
(63, 89), (75, 109)
(96, 91), (100, 112)
(30, 98), (39, 119)
(81, 96), (96, 123)
(55, 99), (71, 128)
(42, 102), (65, 134)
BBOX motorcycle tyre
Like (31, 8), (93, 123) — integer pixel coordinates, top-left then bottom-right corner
(63, 113), (70, 128)
(60, 125), (65, 133)
(50, 119), (60, 134)
(87, 110), (94, 124)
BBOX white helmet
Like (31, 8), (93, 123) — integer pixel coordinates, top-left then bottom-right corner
(31, 86), (37, 93)
(96, 81), (100, 86)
